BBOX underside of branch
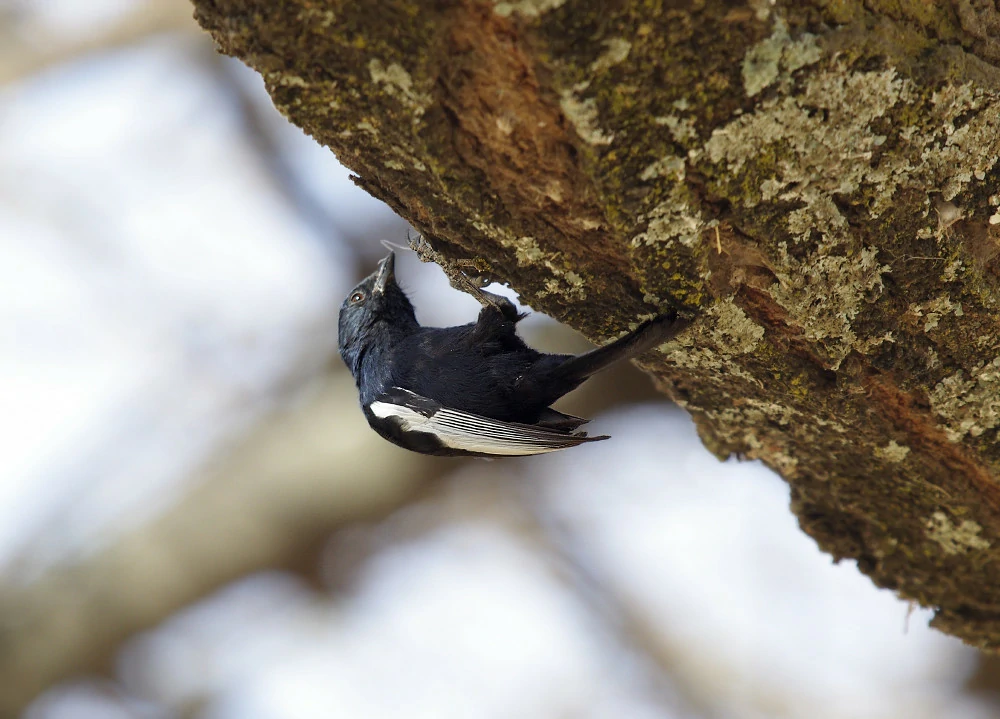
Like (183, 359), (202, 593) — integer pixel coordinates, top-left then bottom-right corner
(192, 0), (1000, 650)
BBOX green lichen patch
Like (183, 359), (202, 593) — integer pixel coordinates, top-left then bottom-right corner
(875, 440), (912, 463)
(658, 298), (768, 388)
(559, 89), (615, 146)
(368, 58), (432, 117)
(705, 65), (1000, 225)
(741, 16), (822, 97)
(653, 114), (699, 144)
(712, 298), (767, 354)
(471, 222), (589, 302)
(926, 511), (992, 555)
(906, 294), (964, 332)
(639, 154), (685, 182)
(769, 244), (892, 369)
(589, 38), (632, 74)
(534, 0), (767, 240)
(493, 0), (565, 19)
(930, 356), (1000, 442)
(705, 66), (914, 216)
(630, 184), (706, 250)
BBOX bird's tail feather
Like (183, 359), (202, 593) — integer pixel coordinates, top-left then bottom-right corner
(554, 310), (685, 384)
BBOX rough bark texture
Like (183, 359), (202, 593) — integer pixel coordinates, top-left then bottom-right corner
(192, 0), (1000, 650)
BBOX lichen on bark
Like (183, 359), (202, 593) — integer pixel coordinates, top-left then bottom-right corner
(192, 0), (1000, 650)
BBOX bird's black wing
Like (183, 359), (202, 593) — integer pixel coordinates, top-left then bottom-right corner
(368, 387), (608, 457)
(535, 407), (591, 432)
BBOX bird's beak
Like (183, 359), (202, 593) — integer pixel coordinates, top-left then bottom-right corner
(372, 251), (395, 295)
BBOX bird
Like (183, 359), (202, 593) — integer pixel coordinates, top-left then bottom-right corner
(338, 251), (686, 457)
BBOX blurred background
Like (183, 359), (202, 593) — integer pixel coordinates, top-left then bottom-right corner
(3, 1), (1000, 717)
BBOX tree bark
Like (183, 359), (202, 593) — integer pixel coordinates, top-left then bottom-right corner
(192, 0), (1000, 650)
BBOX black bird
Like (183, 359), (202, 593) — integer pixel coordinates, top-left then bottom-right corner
(338, 251), (685, 457)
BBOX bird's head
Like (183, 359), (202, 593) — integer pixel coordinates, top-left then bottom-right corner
(338, 252), (417, 373)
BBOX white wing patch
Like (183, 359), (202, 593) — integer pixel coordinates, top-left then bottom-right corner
(369, 392), (605, 456)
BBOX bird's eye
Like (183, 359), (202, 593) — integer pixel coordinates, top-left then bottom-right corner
(350, 291), (365, 304)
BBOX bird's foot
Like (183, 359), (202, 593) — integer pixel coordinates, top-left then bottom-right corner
(407, 231), (441, 265)
(408, 234), (512, 314)
(454, 269), (519, 318)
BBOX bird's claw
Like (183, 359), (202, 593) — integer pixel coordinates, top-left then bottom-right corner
(453, 260), (492, 291)
(407, 232), (438, 264)
(407, 234), (507, 311)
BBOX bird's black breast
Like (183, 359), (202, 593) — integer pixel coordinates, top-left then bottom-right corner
(376, 314), (554, 424)
(354, 304), (574, 425)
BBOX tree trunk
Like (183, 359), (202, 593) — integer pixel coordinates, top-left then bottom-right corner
(192, 0), (1000, 650)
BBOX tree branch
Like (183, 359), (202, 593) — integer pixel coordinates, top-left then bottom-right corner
(190, 0), (1000, 650)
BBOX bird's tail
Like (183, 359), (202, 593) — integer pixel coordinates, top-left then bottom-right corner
(553, 310), (686, 385)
